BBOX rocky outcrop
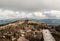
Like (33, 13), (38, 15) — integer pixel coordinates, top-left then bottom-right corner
(0, 20), (59, 41)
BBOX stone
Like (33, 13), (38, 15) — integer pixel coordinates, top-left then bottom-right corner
(17, 37), (29, 41)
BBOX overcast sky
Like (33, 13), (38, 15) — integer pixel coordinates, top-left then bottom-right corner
(0, 0), (60, 19)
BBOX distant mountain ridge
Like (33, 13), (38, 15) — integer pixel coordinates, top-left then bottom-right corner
(33, 19), (60, 25)
(0, 18), (60, 25)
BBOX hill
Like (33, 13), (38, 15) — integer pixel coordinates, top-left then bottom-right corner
(0, 20), (59, 41)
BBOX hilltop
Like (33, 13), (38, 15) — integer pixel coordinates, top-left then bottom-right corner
(0, 20), (60, 41)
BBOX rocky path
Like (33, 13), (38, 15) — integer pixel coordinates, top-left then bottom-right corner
(42, 29), (56, 41)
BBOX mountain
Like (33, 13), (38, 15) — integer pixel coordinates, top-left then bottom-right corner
(31, 19), (60, 25)
(0, 18), (60, 26)
(0, 20), (48, 41)
(0, 18), (20, 26)
(0, 20), (60, 41)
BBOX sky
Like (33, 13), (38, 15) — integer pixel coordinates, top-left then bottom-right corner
(0, 0), (60, 19)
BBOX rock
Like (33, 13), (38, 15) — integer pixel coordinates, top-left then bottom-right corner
(21, 34), (25, 37)
(56, 25), (60, 32)
(12, 38), (16, 41)
(17, 37), (29, 41)
(26, 30), (31, 32)
(3, 36), (5, 38)
(11, 36), (16, 41)
(20, 30), (25, 34)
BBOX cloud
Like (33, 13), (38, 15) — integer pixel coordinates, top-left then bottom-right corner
(0, 9), (60, 19)
(0, 9), (47, 19)
(0, 0), (60, 19)
(43, 10), (60, 19)
(42, 0), (60, 10)
(0, 0), (60, 10)
(33, 12), (47, 18)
